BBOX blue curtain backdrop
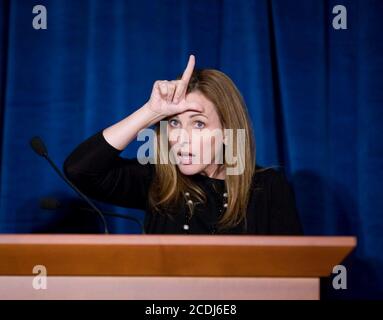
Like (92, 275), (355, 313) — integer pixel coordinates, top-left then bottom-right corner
(0, 0), (382, 299)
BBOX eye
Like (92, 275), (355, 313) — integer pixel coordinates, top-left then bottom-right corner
(194, 120), (205, 129)
(168, 119), (179, 128)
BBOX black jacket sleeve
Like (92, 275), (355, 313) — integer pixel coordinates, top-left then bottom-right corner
(268, 169), (304, 235)
(62, 130), (154, 210)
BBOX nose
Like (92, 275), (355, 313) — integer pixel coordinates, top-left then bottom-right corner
(177, 127), (191, 146)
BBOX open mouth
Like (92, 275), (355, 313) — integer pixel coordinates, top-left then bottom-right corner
(177, 151), (195, 164)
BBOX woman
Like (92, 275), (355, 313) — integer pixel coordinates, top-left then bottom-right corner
(63, 55), (303, 235)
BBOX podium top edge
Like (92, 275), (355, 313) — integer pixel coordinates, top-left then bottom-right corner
(0, 234), (357, 248)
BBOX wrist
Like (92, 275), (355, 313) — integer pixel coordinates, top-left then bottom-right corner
(141, 103), (166, 126)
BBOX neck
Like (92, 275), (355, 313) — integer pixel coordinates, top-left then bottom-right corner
(202, 164), (226, 180)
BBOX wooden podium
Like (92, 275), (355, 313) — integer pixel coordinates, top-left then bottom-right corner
(0, 235), (356, 300)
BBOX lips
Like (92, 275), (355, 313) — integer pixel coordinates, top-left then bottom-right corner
(177, 151), (195, 157)
(177, 151), (195, 165)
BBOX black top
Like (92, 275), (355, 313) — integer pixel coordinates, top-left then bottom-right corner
(63, 130), (303, 235)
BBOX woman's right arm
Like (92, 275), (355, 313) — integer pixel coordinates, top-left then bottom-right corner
(102, 54), (198, 150)
(62, 104), (166, 209)
(101, 102), (168, 152)
(63, 55), (202, 209)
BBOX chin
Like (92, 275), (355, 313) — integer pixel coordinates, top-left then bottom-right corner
(177, 164), (204, 176)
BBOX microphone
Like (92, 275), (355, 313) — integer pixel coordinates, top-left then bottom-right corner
(40, 197), (145, 233)
(30, 136), (109, 234)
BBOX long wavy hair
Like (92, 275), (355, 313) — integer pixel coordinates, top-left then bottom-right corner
(148, 69), (256, 232)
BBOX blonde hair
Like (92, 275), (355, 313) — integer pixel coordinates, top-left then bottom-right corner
(148, 69), (256, 232)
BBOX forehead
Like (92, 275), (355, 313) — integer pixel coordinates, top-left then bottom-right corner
(180, 91), (217, 117)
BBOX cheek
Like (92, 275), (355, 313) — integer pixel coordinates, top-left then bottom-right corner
(191, 133), (224, 161)
(189, 134), (207, 155)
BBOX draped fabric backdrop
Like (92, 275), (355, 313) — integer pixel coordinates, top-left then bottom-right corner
(0, 0), (382, 299)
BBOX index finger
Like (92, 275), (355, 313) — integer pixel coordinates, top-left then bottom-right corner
(181, 54), (195, 84)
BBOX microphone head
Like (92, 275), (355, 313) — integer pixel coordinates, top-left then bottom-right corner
(30, 136), (48, 157)
(40, 197), (61, 210)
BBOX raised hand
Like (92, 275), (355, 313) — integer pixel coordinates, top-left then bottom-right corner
(146, 55), (203, 117)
